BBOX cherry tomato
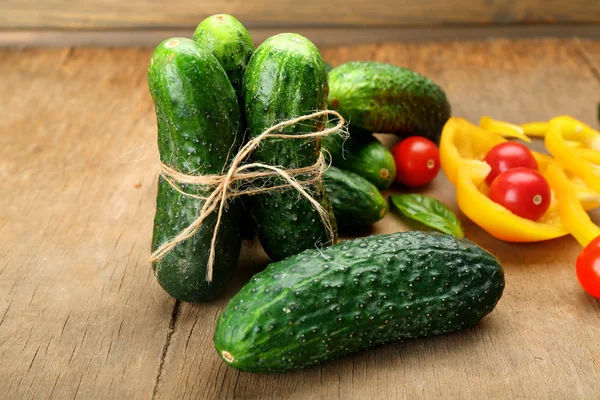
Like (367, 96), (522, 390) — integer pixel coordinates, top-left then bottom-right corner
(576, 236), (600, 298)
(484, 142), (538, 185)
(392, 136), (440, 187)
(488, 167), (551, 221)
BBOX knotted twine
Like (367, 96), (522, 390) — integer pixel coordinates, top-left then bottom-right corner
(149, 109), (347, 282)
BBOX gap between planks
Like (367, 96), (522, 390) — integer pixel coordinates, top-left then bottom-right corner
(574, 38), (600, 82)
(152, 300), (181, 399)
(1, 24), (600, 48)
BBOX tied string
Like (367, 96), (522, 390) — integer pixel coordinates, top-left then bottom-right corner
(149, 109), (346, 282)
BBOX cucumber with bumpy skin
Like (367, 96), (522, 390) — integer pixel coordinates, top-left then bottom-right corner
(148, 38), (243, 302)
(323, 166), (387, 230)
(243, 33), (336, 261)
(193, 14), (254, 101)
(322, 131), (396, 190)
(328, 61), (451, 143)
(214, 231), (504, 373)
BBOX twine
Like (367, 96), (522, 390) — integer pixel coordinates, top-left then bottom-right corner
(149, 109), (346, 282)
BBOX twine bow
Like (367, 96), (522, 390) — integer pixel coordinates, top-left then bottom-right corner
(149, 109), (346, 282)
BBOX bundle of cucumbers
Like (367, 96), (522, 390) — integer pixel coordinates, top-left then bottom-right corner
(148, 14), (503, 373)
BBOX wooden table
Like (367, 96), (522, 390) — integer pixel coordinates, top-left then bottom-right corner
(2, 38), (600, 399)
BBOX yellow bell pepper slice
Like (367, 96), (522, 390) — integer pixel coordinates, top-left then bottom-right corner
(520, 122), (549, 137)
(479, 116), (531, 142)
(440, 118), (505, 186)
(545, 116), (600, 192)
(456, 159), (567, 242)
(545, 163), (600, 211)
(575, 147), (600, 165)
(557, 191), (600, 247)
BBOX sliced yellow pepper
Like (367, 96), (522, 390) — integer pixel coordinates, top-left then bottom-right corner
(557, 190), (600, 247)
(455, 159), (567, 242)
(440, 118), (504, 186)
(520, 122), (549, 137)
(575, 148), (600, 164)
(545, 163), (600, 211)
(442, 117), (600, 242)
(439, 117), (600, 242)
(479, 116), (531, 142)
(545, 116), (600, 193)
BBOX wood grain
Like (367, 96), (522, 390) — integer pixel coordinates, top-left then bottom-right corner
(1, 0), (599, 29)
(577, 39), (600, 83)
(0, 47), (176, 399)
(153, 38), (600, 399)
(3, 24), (600, 48)
(1, 39), (599, 399)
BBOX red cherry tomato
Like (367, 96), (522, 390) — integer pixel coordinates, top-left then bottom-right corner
(484, 142), (538, 185)
(488, 167), (551, 221)
(392, 136), (440, 187)
(576, 236), (600, 298)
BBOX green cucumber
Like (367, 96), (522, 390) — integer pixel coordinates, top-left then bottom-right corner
(193, 14), (254, 101)
(193, 15), (254, 240)
(214, 231), (504, 373)
(323, 166), (387, 230)
(328, 61), (451, 143)
(148, 38), (243, 302)
(322, 131), (396, 190)
(243, 33), (336, 261)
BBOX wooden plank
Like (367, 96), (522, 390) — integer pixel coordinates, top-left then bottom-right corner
(576, 39), (600, 83)
(153, 39), (600, 399)
(1, 0), (599, 30)
(2, 24), (600, 48)
(0, 48), (176, 399)
(1, 39), (600, 399)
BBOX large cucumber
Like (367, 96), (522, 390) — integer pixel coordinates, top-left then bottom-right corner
(322, 131), (396, 190)
(323, 166), (387, 230)
(193, 14), (254, 101)
(328, 61), (451, 143)
(148, 38), (243, 302)
(214, 231), (504, 372)
(243, 33), (336, 261)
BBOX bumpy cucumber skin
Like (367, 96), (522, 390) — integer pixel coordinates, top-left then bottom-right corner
(193, 14), (254, 101)
(323, 166), (387, 230)
(243, 33), (337, 261)
(322, 132), (396, 190)
(215, 231), (504, 373)
(328, 61), (451, 143)
(148, 38), (243, 302)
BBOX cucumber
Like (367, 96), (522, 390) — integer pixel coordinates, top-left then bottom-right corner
(193, 14), (254, 101)
(243, 33), (336, 261)
(193, 15), (254, 240)
(328, 61), (451, 143)
(322, 131), (396, 190)
(323, 166), (387, 230)
(148, 38), (243, 302)
(214, 231), (504, 373)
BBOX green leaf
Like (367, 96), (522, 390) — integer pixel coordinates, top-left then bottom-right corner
(390, 194), (464, 237)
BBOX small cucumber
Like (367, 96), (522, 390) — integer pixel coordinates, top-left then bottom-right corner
(193, 15), (254, 240)
(328, 61), (451, 143)
(323, 166), (387, 230)
(148, 38), (243, 302)
(193, 14), (254, 101)
(322, 131), (396, 190)
(214, 231), (504, 372)
(243, 33), (336, 261)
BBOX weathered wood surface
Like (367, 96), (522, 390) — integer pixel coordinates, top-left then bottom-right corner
(3, 25), (600, 48)
(1, 0), (600, 29)
(1, 39), (599, 399)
